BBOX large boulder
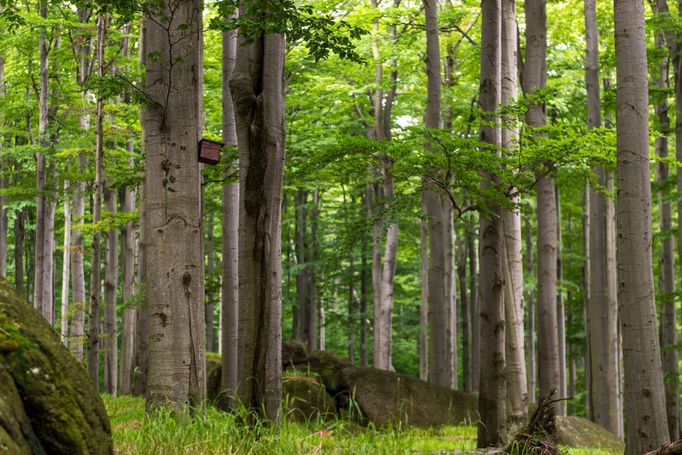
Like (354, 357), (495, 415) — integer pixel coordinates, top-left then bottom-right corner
(0, 279), (112, 454)
(282, 340), (308, 369)
(338, 367), (478, 427)
(555, 416), (624, 452)
(282, 376), (336, 422)
(306, 350), (353, 394)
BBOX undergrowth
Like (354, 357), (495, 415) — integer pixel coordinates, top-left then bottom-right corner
(103, 395), (620, 455)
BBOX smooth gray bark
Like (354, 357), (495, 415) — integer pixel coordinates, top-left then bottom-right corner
(524, 211), (536, 404)
(230, 8), (285, 420)
(34, 0), (54, 324)
(70, 154), (87, 362)
(614, 0), (670, 449)
(60, 181), (71, 346)
(424, 0), (452, 389)
(142, 0), (206, 408)
(103, 189), (118, 395)
(501, 0), (527, 426)
(477, 0), (506, 445)
(556, 189), (567, 416)
(654, 31), (679, 440)
(523, 0), (560, 411)
(87, 13), (107, 386)
(205, 212), (216, 352)
(220, 18), (239, 406)
(120, 172), (137, 395)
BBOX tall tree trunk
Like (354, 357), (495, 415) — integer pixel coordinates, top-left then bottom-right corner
(615, 0), (670, 449)
(556, 188), (567, 416)
(34, 0), (53, 324)
(230, 5), (285, 421)
(120, 172), (137, 395)
(220, 15), (239, 406)
(524, 211), (536, 404)
(205, 212), (216, 352)
(368, 0), (399, 372)
(348, 246), (355, 364)
(70, 154), (87, 362)
(524, 0), (560, 411)
(70, 5), (92, 364)
(419, 199), (429, 381)
(377, 168), (398, 371)
(142, 0), (205, 408)
(118, 25), (136, 395)
(469, 219), (480, 390)
(582, 186), (591, 419)
(133, 180), (149, 397)
(445, 197), (457, 389)
(654, 32), (679, 440)
(650, 10), (682, 435)
(458, 228), (471, 392)
(309, 188), (319, 352)
(60, 181), (71, 346)
(501, 0), (527, 426)
(293, 189), (311, 345)
(477, 0), (506, 444)
(103, 188), (118, 395)
(87, 13), (107, 386)
(14, 208), (24, 295)
(424, 0), (451, 388)
(360, 206), (369, 368)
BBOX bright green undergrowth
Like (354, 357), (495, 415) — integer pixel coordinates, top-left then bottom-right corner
(103, 395), (619, 455)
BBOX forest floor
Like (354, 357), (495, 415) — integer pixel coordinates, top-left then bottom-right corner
(104, 395), (620, 454)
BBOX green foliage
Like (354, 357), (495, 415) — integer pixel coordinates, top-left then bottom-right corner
(210, 0), (367, 63)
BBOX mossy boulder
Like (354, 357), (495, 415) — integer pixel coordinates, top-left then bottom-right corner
(206, 355), (222, 402)
(0, 278), (112, 454)
(282, 376), (336, 422)
(338, 367), (478, 428)
(306, 350), (353, 394)
(555, 416), (624, 452)
(282, 340), (308, 369)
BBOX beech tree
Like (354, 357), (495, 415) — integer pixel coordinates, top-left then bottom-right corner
(142, 0), (206, 408)
(423, 0), (452, 389)
(477, 0), (506, 446)
(614, 0), (670, 450)
(500, 0), (527, 426)
(229, 3), (286, 422)
(220, 14), (239, 406)
(523, 0), (561, 413)
(584, 0), (622, 436)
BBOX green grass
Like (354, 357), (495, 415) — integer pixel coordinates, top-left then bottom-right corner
(103, 395), (621, 455)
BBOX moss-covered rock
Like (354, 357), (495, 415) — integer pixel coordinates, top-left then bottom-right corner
(282, 340), (308, 369)
(282, 376), (336, 422)
(206, 356), (222, 403)
(306, 350), (353, 394)
(339, 367), (478, 428)
(555, 416), (624, 452)
(0, 278), (112, 455)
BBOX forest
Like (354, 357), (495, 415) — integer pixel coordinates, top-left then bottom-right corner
(0, 0), (679, 453)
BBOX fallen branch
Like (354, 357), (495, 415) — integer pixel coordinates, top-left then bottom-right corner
(644, 440), (682, 455)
